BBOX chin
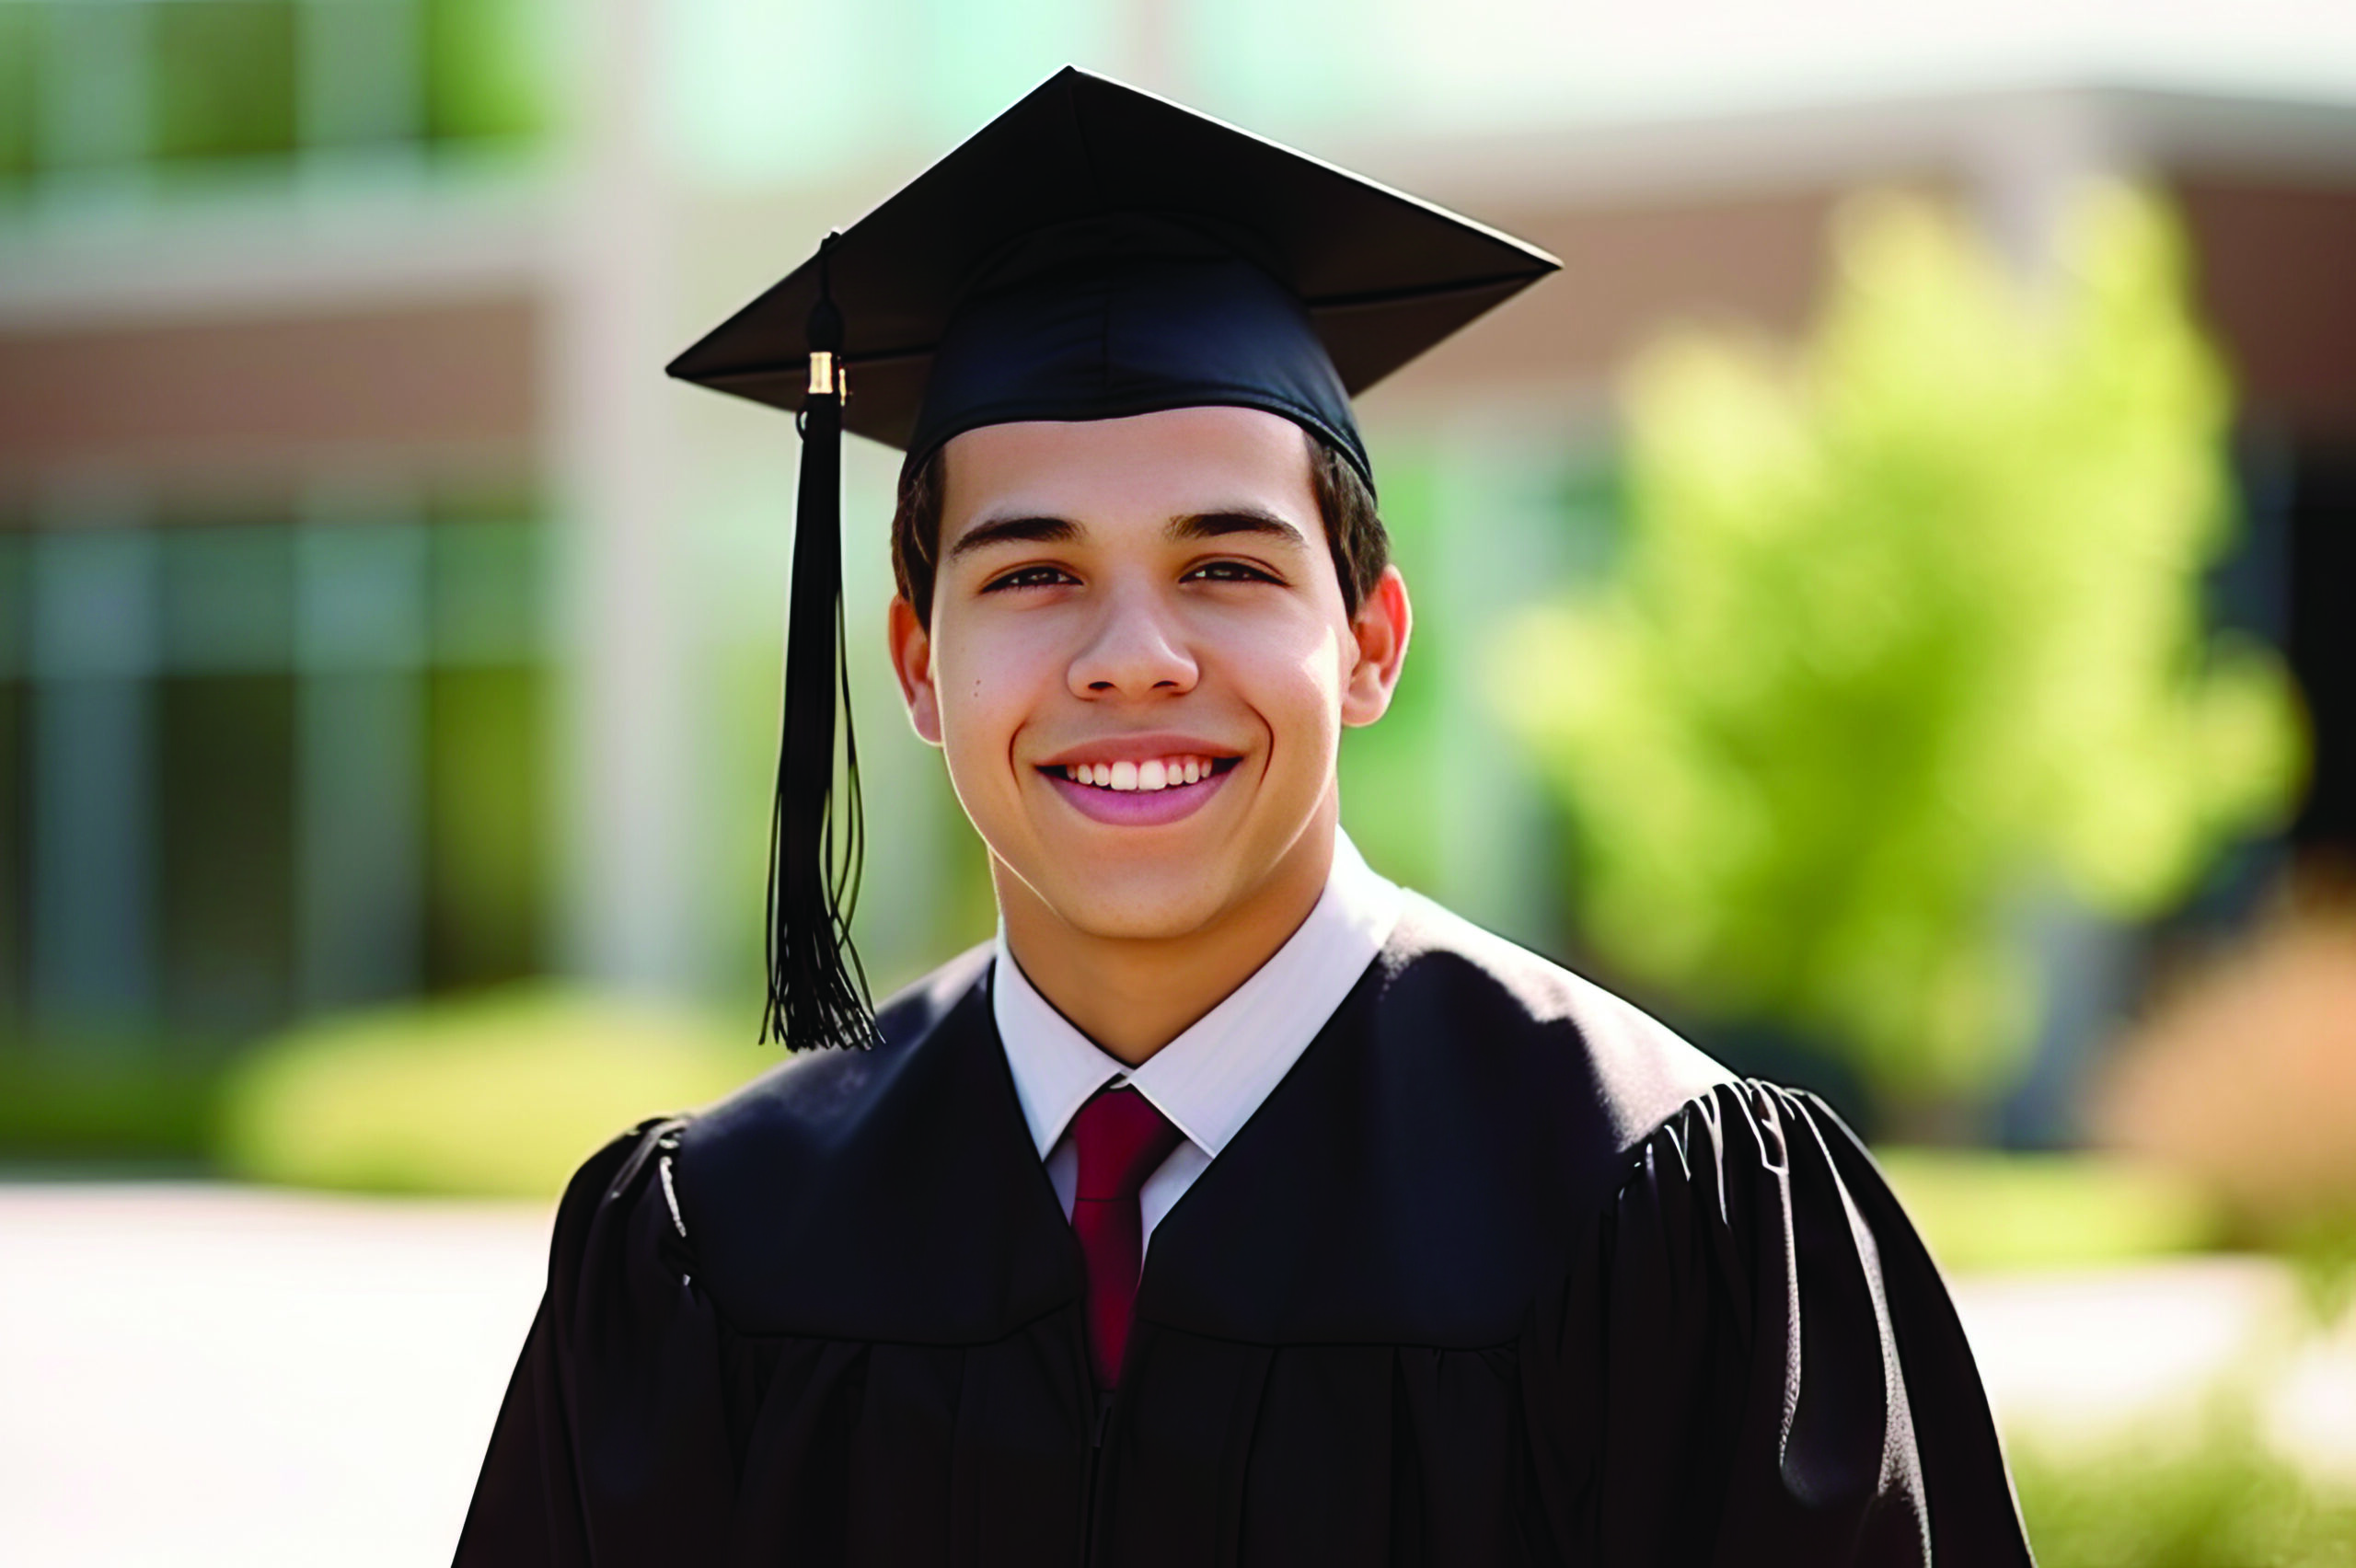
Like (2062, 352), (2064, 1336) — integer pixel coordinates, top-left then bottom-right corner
(1027, 860), (1235, 943)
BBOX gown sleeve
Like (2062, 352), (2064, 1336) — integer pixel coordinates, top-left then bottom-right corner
(454, 1118), (737, 1566)
(1521, 1080), (2034, 1567)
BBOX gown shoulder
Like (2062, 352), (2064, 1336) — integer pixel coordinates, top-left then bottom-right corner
(455, 1113), (737, 1565)
(1376, 890), (1738, 1148)
(1520, 1078), (2034, 1566)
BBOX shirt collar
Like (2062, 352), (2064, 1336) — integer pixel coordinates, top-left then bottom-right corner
(993, 829), (1403, 1161)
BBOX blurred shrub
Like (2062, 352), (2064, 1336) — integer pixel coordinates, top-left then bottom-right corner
(1499, 186), (2302, 1116)
(2095, 910), (2356, 1314)
(0, 1049), (219, 1163)
(2014, 1402), (2356, 1568)
(217, 986), (772, 1198)
(1875, 1147), (2220, 1273)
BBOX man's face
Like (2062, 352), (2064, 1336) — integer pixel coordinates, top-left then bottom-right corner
(888, 405), (1408, 944)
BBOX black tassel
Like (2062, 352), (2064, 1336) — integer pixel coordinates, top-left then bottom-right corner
(762, 236), (875, 1050)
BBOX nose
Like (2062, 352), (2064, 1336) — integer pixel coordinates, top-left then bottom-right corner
(1068, 583), (1198, 700)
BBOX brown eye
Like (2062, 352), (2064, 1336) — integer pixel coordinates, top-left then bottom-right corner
(1187, 559), (1280, 584)
(984, 565), (1076, 592)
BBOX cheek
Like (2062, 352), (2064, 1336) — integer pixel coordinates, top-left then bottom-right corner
(1214, 612), (1350, 732)
(930, 619), (1057, 774)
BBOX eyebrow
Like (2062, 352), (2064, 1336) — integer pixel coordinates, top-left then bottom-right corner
(943, 505), (1310, 562)
(1167, 509), (1310, 549)
(944, 513), (1080, 561)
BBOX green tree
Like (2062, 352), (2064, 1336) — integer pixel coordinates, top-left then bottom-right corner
(1500, 189), (2303, 1116)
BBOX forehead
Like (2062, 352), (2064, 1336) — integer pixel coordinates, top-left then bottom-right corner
(938, 406), (1317, 539)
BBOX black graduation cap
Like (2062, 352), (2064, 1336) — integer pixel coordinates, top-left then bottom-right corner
(668, 66), (1559, 1051)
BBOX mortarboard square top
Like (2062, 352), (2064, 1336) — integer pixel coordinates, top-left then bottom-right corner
(666, 66), (1559, 486)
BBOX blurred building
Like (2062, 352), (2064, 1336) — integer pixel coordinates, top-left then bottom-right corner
(1, 1), (2350, 1117)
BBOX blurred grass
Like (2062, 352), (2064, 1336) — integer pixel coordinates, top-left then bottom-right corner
(215, 986), (772, 1198)
(2015, 1404), (2356, 1568)
(1876, 1146), (2223, 1273)
(2281, 1209), (2356, 1326)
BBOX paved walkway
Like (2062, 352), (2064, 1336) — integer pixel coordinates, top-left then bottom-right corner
(2, 1182), (548, 1568)
(4, 1182), (2351, 1563)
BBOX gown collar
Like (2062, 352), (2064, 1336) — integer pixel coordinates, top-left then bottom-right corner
(992, 829), (1403, 1163)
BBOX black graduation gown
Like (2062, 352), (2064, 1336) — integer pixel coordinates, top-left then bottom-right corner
(456, 894), (2033, 1566)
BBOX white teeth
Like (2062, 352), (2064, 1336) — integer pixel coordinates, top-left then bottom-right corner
(1060, 755), (1220, 790)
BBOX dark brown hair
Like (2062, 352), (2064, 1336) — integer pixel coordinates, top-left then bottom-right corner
(889, 427), (1389, 627)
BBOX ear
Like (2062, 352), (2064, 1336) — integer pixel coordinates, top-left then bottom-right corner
(887, 594), (943, 746)
(1340, 565), (1411, 727)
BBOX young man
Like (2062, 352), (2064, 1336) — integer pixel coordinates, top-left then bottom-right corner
(458, 70), (2031, 1565)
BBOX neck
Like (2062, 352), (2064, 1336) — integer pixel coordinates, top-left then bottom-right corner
(997, 817), (1336, 1068)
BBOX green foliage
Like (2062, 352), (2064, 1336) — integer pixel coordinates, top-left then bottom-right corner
(2014, 1406), (2356, 1568)
(1874, 1147), (2220, 1273)
(422, 0), (550, 145)
(1500, 189), (2303, 1103)
(216, 986), (772, 1198)
(0, 1048), (220, 1162)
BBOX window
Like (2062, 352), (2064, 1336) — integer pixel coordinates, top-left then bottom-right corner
(0, 490), (553, 1061)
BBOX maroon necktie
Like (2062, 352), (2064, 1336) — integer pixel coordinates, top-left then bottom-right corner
(1070, 1086), (1185, 1387)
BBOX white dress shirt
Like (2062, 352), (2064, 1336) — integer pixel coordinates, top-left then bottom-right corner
(992, 830), (1404, 1250)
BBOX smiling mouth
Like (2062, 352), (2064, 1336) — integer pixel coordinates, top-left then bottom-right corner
(1041, 755), (1241, 793)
